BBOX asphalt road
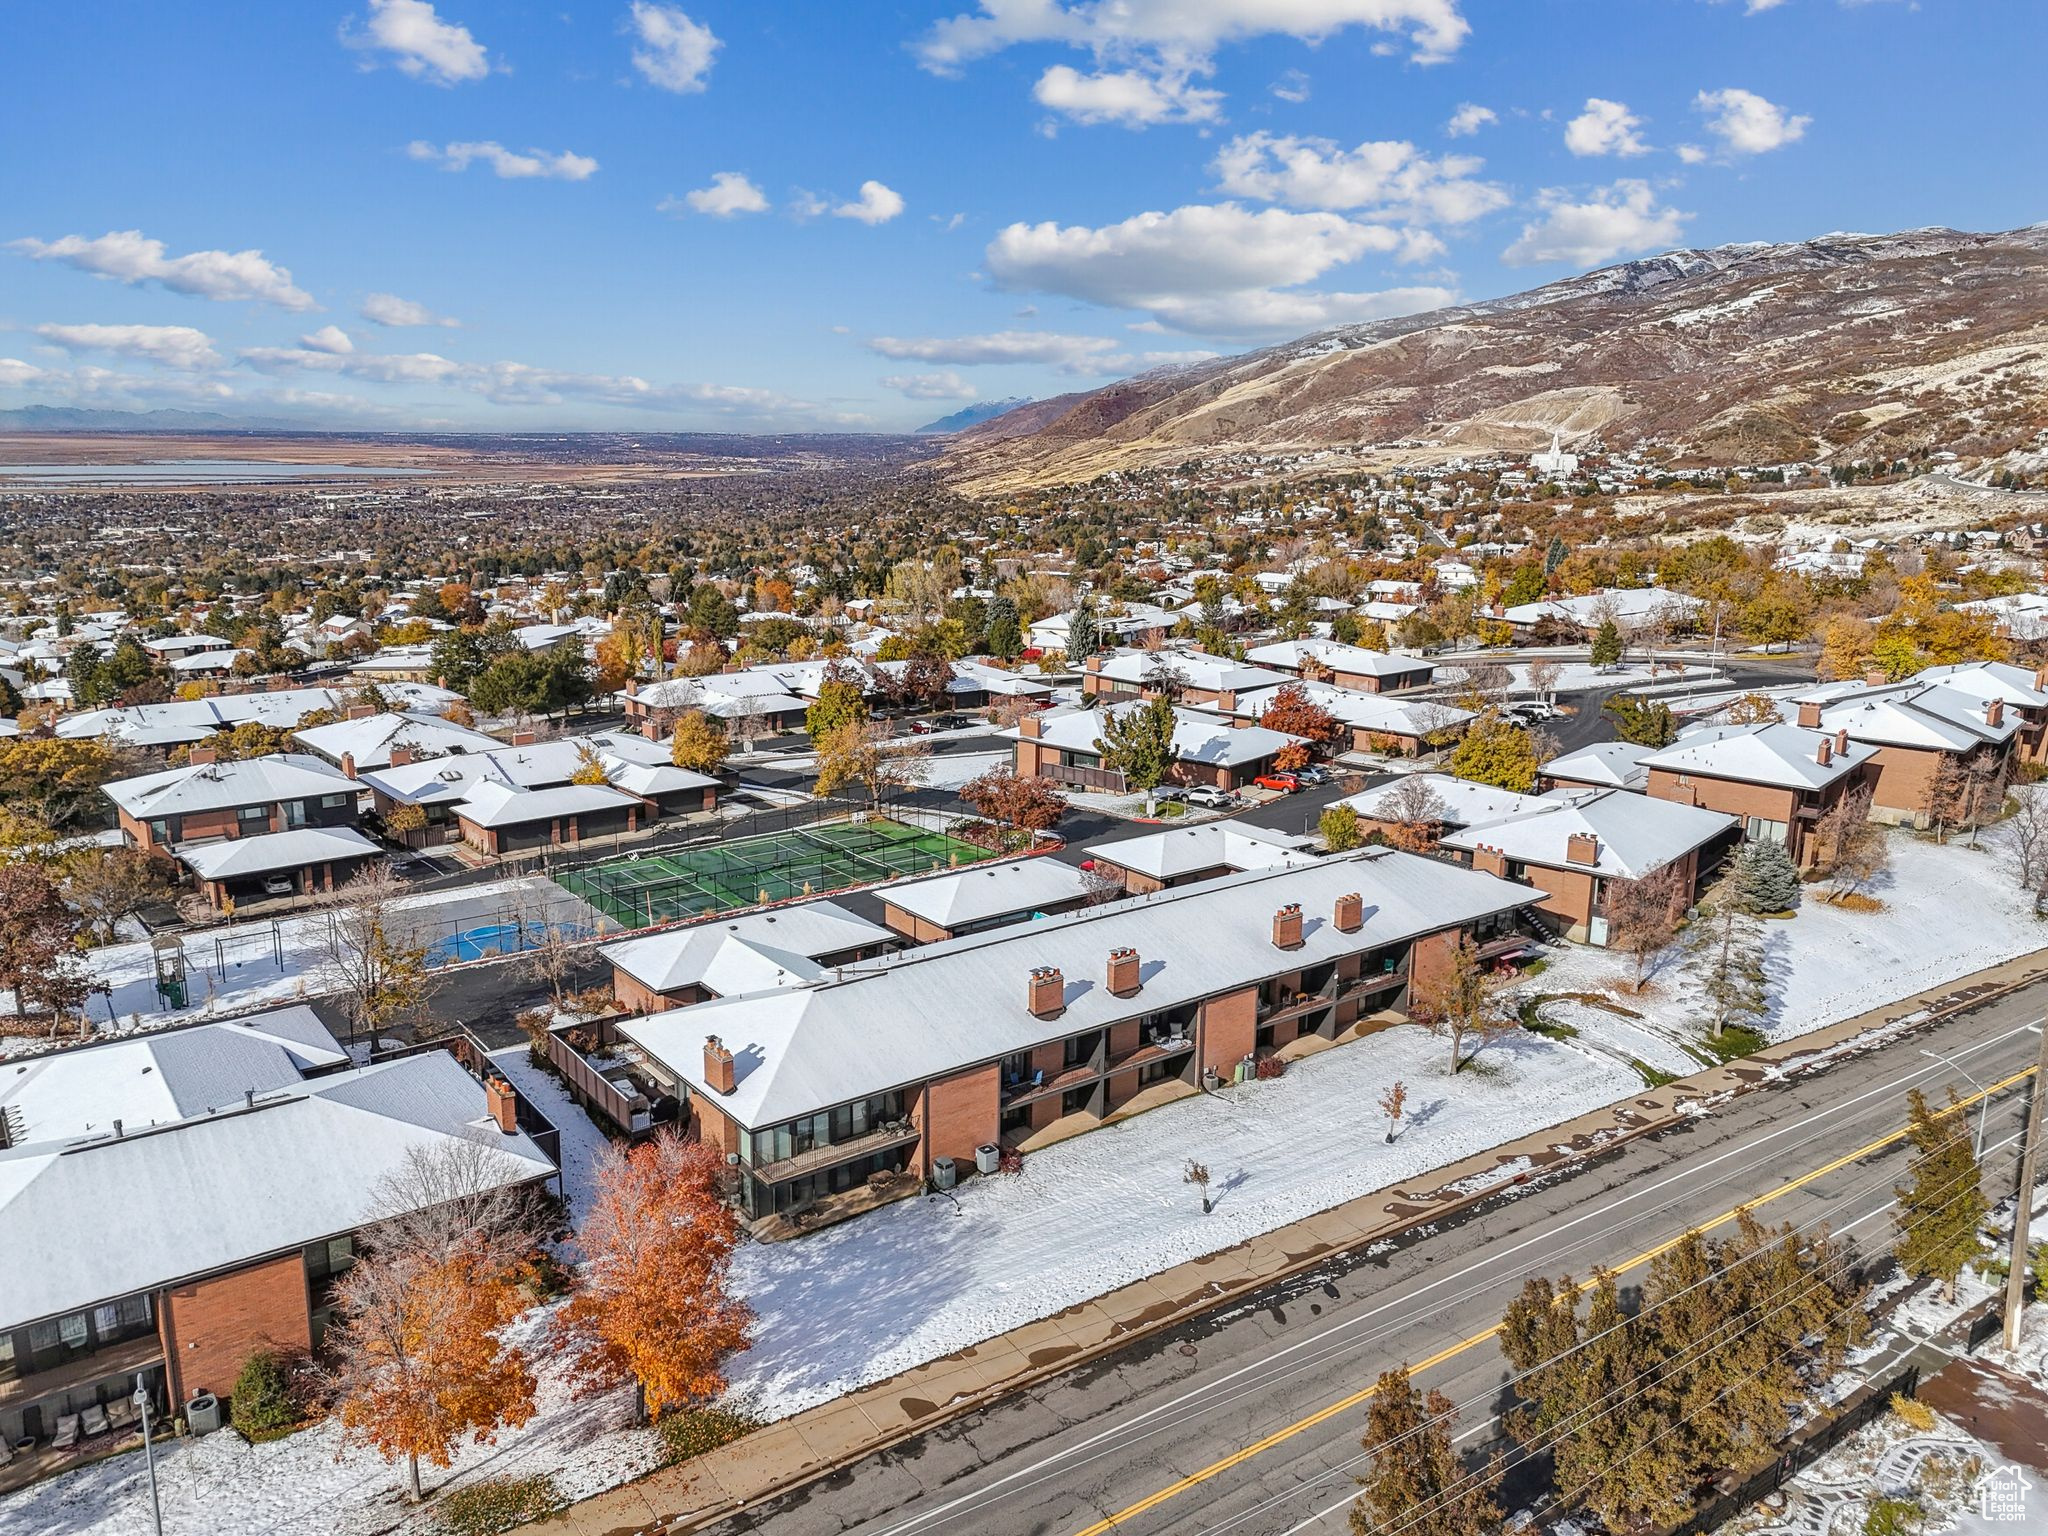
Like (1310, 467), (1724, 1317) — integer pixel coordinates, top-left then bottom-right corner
(707, 983), (2048, 1536)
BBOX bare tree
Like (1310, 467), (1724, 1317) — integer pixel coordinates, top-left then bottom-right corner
(1409, 936), (1515, 1073)
(1964, 752), (2010, 847)
(1184, 1158), (1213, 1214)
(1526, 658), (1562, 705)
(1825, 812), (1891, 905)
(315, 864), (430, 1048)
(1376, 776), (1450, 853)
(1605, 863), (1688, 992)
(1922, 756), (1971, 843)
(1811, 783), (1875, 873)
(1452, 661), (1513, 710)
(1079, 864), (1127, 905)
(732, 705), (772, 755)
(2002, 788), (2048, 914)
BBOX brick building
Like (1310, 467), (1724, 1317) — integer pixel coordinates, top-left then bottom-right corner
(1637, 721), (1877, 868)
(1242, 638), (1436, 694)
(1790, 674), (2022, 826)
(1014, 701), (1304, 794)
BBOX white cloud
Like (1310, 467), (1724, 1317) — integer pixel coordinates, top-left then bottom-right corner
(11, 229), (317, 311)
(660, 171), (769, 218)
(1211, 131), (1508, 225)
(360, 292), (459, 328)
(407, 140), (599, 180)
(299, 325), (355, 355)
(985, 202), (1455, 340)
(868, 329), (1217, 375)
(627, 2), (719, 93)
(34, 323), (222, 371)
(346, 0), (489, 86)
(1271, 69), (1311, 103)
(1694, 87), (1810, 155)
(1033, 63), (1222, 126)
(1445, 102), (1496, 137)
(1564, 98), (1649, 157)
(0, 358), (46, 387)
(1501, 179), (1689, 268)
(834, 180), (905, 225)
(917, 1), (1472, 74)
(882, 371), (980, 401)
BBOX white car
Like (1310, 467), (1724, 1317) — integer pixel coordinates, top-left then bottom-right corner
(1183, 785), (1238, 810)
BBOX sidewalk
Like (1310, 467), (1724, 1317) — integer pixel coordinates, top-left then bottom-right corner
(528, 946), (2048, 1536)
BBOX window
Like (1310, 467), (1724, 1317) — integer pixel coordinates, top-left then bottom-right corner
(1745, 816), (1788, 844)
(321, 793), (351, 809)
(238, 804), (269, 823)
(0, 1331), (14, 1382)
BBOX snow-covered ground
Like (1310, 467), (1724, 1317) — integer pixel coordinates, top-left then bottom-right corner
(487, 1043), (610, 1227)
(0, 1024), (1636, 1535)
(0, 877), (608, 1059)
(1516, 827), (2048, 1053)
(916, 748), (1012, 792)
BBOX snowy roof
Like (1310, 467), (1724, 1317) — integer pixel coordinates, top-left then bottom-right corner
(1639, 722), (1867, 790)
(359, 731), (715, 807)
(1500, 589), (1703, 628)
(1955, 593), (2048, 642)
(1087, 822), (1317, 881)
(602, 900), (893, 995)
(1441, 788), (1734, 880)
(1542, 740), (1656, 791)
(57, 683), (462, 748)
(166, 647), (247, 673)
(0, 1051), (554, 1328)
(1090, 647), (1293, 695)
(1242, 639), (1429, 680)
(879, 856), (1096, 927)
(1338, 773), (1550, 830)
(103, 752), (355, 818)
(1029, 701), (1303, 768)
(0, 1006), (345, 1148)
(453, 779), (643, 829)
(622, 849), (1531, 1129)
(294, 710), (504, 770)
(1230, 680), (1473, 738)
(178, 825), (383, 880)
(1791, 677), (2024, 752)
(947, 659), (1055, 697)
(1913, 661), (2048, 709)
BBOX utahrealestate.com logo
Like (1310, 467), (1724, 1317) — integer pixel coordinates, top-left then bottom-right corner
(1974, 1464), (2033, 1523)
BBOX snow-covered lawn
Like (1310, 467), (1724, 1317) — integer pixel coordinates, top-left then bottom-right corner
(0, 1024), (1635, 1536)
(917, 748), (1012, 792)
(488, 1043), (612, 1226)
(1515, 827), (2048, 1056)
(0, 876), (604, 1060)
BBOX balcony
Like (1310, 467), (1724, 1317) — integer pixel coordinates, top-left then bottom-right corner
(752, 1121), (921, 1185)
(1105, 1035), (1194, 1075)
(0, 1332), (164, 1410)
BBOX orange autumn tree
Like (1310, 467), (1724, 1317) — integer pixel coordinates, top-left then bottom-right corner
(565, 1131), (753, 1421)
(327, 1138), (547, 1501)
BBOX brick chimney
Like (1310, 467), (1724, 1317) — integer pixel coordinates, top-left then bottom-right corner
(703, 1035), (736, 1095)
(1018, 711), (1042, 739)
(1565, 832), (1600, 867)
(1796, 699), (1822, 730)
(1085, 654), (1103, 674)
(2035, 663), (2048, 693)
(340, 752), (357, 780)
(1334, 891), (1363, 932)
(625, 677), (638, 697)
(1987, 697), (2005, 727)
(1027, 965), (1065, 1019)
(187, 745), (218, 767)
(509, 729), (537, 747)
(1470, 843), (1508, 878)
(347, 703), (375, 720)
(1107, 946), (1141, 997)
(484, 1075), (518, 1135)
(1272, 902), (1304, 950)
(1863, 669), (1887, 688)
(642, 719), (661, 741)
(1835, 727), (1849, 756)
(1816, 737), (1833, 766)
(1216, 688), (1237, 713)
(389, 744), (415, 768)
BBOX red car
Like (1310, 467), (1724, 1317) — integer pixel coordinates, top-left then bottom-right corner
(1254, 771), (1302, 793)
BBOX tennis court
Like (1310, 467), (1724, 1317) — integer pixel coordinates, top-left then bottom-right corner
(553, 816), (1003, 928)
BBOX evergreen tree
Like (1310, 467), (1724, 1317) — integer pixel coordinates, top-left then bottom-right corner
(0, 672), (20, 715)
(65, 642), (115, 709)
(1589, 618), (1624, 669)
(1066, 598), (1100, 659)
(984, 596), (1021, 659)
(1894, 1087), (1987, 1300)
(1685, 868), (1768, 1039)
(1349, 1365), (1500, 1536)
(1735, 839), (1801, 914)
(1096, 695), (1177, 791)
(1545, 534), (1569, 576)
(1603, 695), (1677, 747)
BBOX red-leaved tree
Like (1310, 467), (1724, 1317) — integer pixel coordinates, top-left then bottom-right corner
(959, 766), (1070, 830)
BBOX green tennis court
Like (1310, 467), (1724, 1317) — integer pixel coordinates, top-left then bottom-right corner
(553, 816), (1002, 928)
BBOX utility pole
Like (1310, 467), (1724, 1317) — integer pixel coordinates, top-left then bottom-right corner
(2004, 1023), (2048, 1352)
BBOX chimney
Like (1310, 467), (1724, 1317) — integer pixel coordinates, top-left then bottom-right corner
(1086, 654), (1103, 674)
(703, 1035), (736, 1095)
(1107, 946), (1141, 997)
(510, 729), (537, 747)
(1816, 737), (1833, 766)
(625, 677), (638, 697)
(2035, 663), (2048, 693)
(340, 752), (357, 780)
(1796, 699), (1822, 730)
(1987, 697), (2005, 727)
(347, 704), (375, 720)
(1565, 832), (1600, 867)
(389, 744), (415, 768)
(1272, 902), (1304, 950)
(1470, 843), (1508, 878)
(1835, 727), (1849, 755)
(1018, 711), (1042, 739)
(642, 719), (660, 741)
(485, 1075), (518, 1135)
(1027, 965), (1065, 1019)
(1863, 669), (1887, 688)
(1334, 891), (1363, 932)
(187, 745), (218, 767)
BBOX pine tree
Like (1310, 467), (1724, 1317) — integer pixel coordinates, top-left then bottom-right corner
(1066, 598), (1100, 659)
(1590, 618), (1624, 668)
(1686, 867), (1769, 1039)
(985, 596), (1021, 659)
(1894, 1087), (1987, 1300)
(1096, 695), (1178, 791)
(1736, 838), (1800, 914)
(1545, 534), (1569, 575)
(1350, 1365), (1500, 1536)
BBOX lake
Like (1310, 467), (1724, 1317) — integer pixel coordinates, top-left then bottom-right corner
(0, 459), (433, 486)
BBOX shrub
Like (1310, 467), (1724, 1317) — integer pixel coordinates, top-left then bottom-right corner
(229, 1348), (305, 1442)
(1889, 1392), (1937, 1432)
(1254, 1056), (1286, 1080)
(658, 1404), (760, 1465)
(1863, 1495), (1924, 1536)
(432, 1474), (566, 1536)
(1703, 1022), (1768, 1061)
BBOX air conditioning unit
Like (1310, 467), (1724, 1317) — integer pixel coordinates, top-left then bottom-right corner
(931, 1156), (957, 1191)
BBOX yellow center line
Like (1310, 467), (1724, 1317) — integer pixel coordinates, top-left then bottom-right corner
(1067, 1065), (2036, 1536)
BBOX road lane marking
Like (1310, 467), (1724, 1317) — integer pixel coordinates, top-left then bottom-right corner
(1066, 1064), (2037, 1536)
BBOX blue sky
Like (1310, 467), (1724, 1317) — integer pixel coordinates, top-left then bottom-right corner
(2, 0), (2040, 433)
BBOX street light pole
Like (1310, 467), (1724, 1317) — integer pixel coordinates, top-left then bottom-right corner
(1921, 1048), (1990, 1161)
(2003, 1022), (2048, 1353)
(134, 1375), (164, 1536)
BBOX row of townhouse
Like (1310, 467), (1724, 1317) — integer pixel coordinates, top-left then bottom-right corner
(619, 655), (1058, 732)
(603, 848), (1531, 1226)
(0, 1008), (554, 1488)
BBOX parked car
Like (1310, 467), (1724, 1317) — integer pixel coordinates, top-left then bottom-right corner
(1150, 785), (1187, 803)
(1293, 764), (1332, 786)
(260, 874), (296, 896)
(1254, 772), (1302, 794)
(1183, 785), (1238, 810)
